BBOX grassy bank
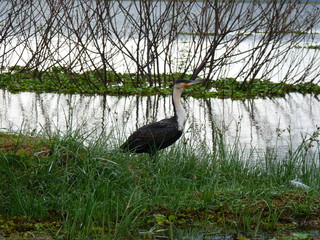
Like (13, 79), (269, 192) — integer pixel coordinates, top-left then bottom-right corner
(0, 130), (320, 239)
(1, 66), (320, 99)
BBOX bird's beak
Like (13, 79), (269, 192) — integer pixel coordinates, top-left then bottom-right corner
(184, 79), (202, 88)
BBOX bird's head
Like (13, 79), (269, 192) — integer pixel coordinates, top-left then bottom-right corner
(174, 79), (202, 90)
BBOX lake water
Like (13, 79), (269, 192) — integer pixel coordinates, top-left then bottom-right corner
(1, 89), (319, 159)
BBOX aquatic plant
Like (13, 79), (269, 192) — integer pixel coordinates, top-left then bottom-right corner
(0, 68), (319, 99)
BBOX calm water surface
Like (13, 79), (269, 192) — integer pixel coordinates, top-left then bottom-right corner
(1, 89), (319, 158)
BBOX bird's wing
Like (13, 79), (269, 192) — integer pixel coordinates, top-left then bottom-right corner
(121, 118), (182, 153)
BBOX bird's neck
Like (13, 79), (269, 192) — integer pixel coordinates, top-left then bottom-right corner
(172, 88), (186, 131)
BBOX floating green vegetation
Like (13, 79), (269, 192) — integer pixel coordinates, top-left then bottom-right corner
(180, 30), (319, 37)
(199, 77), (320, 99)
(0, 66), (319, 99)
(295, 45), (320, 50)
(0, 66), (177, 96)
(179, 32), (219, 36)
(0, 130), (319, 239)
(255, 30), (311, 35)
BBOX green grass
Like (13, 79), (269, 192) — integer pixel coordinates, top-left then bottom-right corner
(0, 128), (319, 239)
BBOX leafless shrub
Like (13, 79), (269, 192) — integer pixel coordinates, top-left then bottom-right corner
(0, 0), (319, 90)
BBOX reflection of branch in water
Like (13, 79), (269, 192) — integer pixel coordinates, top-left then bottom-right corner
(286, 94), (319, 130)
(241, 97), (289, 151)
(1, 90), (319, 158)
(134, 95), (167, 128)
(36, 92), (52, 132)
(204, 98), (219, 153)
(241, 99), (261, 147)
(101, 95), (107, 135)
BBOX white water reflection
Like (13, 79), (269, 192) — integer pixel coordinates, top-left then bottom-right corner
(0, 89), (319, 158)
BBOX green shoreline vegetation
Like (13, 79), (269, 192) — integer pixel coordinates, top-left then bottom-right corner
(0, 66), (319, 99)
(0, 127), (319, 239)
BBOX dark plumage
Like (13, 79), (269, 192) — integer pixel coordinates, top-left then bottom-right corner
(120, 79), (201, 155)
(120, 117), (182, 155)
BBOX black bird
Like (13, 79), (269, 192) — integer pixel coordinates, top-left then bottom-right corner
(120, 79), (201, 155)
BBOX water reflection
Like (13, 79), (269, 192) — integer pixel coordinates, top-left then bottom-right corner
(0, 89), (319, 157)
